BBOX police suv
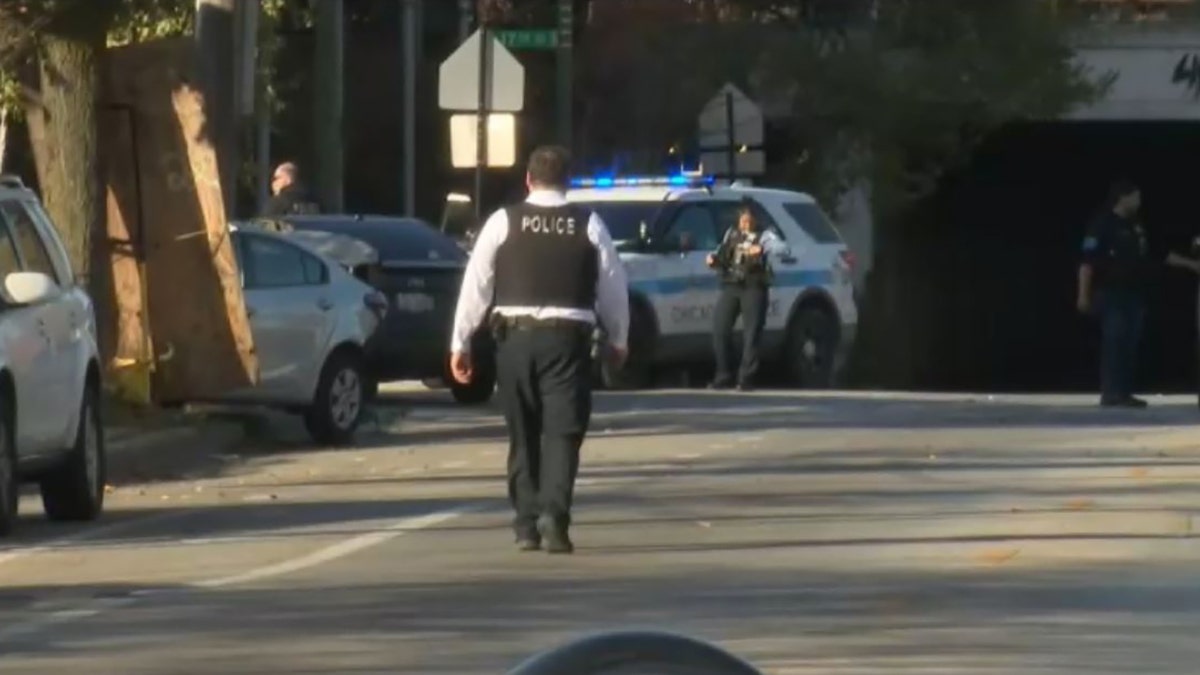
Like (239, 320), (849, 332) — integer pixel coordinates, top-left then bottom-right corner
(566, 174), (858, 389)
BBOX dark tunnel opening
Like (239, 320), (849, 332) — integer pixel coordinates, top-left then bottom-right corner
(882, 120), (1200, 394)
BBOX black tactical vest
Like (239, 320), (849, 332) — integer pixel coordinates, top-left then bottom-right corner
(494, 203), (598, 309)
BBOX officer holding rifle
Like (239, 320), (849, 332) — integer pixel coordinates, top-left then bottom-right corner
(707, 201), (789, 391)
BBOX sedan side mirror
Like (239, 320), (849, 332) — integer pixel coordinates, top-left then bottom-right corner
(3, 271), (59, 306)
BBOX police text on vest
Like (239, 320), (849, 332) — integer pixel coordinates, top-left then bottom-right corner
(521, 215), (576, 236)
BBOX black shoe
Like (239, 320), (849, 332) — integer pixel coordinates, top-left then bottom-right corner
(736, 382), (755, 392)
(536, 514), (574, 555)
(1101, 396), (1148, 409)
(515, 536), (541, 552)
(708, 379), (733, 390)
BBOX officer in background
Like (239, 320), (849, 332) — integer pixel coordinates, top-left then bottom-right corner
(449, 146), (630, 555)
(707, 202), (789, 391)
(262, 161), (320, 217)
(1165, 235), (1200, 409)
(1077, 179), (1151, 408)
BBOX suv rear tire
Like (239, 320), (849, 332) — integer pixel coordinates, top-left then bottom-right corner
(304, 349), (366, 446)
(41, 385), (105, 522)
(0, 398), (16, 537)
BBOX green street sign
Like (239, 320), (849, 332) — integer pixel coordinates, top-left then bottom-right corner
(495, 29), (559, 51)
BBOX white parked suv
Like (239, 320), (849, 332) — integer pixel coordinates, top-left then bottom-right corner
(566, 175), (858, 389)
(0, 175), (105, 537)
(220, 223), (387, 445)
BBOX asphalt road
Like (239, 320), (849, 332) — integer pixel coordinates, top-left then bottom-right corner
(2, 388), (1200, 674)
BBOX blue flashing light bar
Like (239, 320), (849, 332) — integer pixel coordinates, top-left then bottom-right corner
(569, 174), (716, 189)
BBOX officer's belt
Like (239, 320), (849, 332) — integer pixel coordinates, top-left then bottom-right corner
(494, 315), (593, 331)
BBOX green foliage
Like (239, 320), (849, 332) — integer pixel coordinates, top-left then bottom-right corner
(715, 0), (1108, 210)
(106, 0), (193, 47)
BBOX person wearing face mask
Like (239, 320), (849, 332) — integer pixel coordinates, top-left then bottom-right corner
(1077, 179), (1152, 408)
(706, 201), (790, 391)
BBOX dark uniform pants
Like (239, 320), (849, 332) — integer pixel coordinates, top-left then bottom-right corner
(713, 283), (769, 385)
(1097, 290), (1145, 403)
(496, 321), (593, 538)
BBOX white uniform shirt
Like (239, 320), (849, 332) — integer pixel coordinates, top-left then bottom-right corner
(450, 189), (630, 354)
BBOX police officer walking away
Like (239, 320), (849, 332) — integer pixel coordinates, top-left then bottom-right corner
(1077, 179), (1151, 408)
(448, 146), (629, 554)
(707, 202), (789, 391)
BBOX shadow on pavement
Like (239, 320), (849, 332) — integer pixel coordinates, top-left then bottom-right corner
(4, 436), (1196, 552)
(106, 390), (1199, 491)
(356, 391), (1200, 449)
(2, 566), (1198, 673)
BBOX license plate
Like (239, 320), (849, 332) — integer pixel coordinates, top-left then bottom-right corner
(394, 292), (435, 313)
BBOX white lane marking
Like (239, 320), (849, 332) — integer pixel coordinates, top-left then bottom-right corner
(0, 597), (135, 642)
(0, 508), (193, 568)
(191, 505), (476, 589)
(0, 505), (478, 646)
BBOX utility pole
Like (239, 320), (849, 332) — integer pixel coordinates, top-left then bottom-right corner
(313, 0), (345, 213)
(195, 0), (237, 218)
(458, 0), (473, 43)
(402, 0), (420, 216)
(556, 0), (573, 149)
(233, 0), (262, 213)
(0, 109), (8, 173)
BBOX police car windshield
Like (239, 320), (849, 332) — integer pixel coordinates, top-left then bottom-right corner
(573, 202), (661, 242)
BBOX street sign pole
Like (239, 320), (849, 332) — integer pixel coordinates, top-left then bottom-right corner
(475, 24), (490, 221)
(557, 0), (573, 148)
(402, 0), (419, 216)
(725, 90), (736, 182)
(457, 0), (472, 43)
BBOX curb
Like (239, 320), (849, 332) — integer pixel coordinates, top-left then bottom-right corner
(104, 418), (248, 486)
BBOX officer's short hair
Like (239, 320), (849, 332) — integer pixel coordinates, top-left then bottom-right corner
(1108, 178), (1139, 205)
(526, 146), (572, 190)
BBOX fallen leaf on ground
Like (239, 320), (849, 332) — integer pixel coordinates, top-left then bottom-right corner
(973, 548), (1020, 566)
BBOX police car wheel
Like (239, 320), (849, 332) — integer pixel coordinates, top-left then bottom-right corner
(598, 306), (654, 390)
(786, 308), (836, 388)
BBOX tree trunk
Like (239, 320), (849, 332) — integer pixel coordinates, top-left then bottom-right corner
(30, 34), (104, 284)
(313, 0), (344, 212)
(0, 109), (8, 172)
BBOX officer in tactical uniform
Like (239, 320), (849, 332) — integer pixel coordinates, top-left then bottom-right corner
(1077, 179), (1152, 408)
(449, 146), (630, 554)
(707, 202), (789, 391)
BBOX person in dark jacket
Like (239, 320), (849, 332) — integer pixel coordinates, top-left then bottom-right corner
(262, 162), (320, 217)
(1077, 179), (1151, 408)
